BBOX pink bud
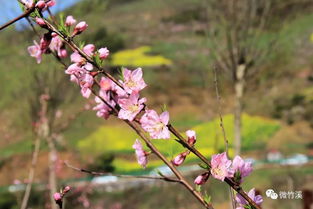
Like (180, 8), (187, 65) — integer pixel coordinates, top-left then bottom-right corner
(47, 0), (56, 7)
(53, 192), (62, 201)
(35, 17), (46, 27)
(73, 21), (88, 36)
(58, 49), (67, 58)
(194, 172), (210, 185)
(98, 47), (109, 59)
(51, 32), (58, 37)
(186, 130), (196, 146)
(35, 0), (46, 9)
(171, 151), (190, 166)
(65, 15), (77, 26)
(63, 186), (71, 193)
(83, 44), (95, 56)
(39, 33), (52, 53)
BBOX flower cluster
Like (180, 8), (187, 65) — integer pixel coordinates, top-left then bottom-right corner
(29, 14), (172, 157)
(194, 152), (253, 185)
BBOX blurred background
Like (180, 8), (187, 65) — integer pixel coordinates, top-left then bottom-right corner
(0, 0), (312, 208)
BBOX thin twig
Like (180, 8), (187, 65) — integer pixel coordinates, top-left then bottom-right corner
(212, 66), (229, 156)
(65, 162), (182, 183)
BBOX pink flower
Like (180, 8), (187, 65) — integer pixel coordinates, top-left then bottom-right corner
(132, 139), (148, 168)
(35, 17), (46, 27)
(122, 68), (147, 94)
(83, 44), (95, 57)
(235, 188), (263, 209)
(194, 172), (210, 185)
(28, 41), (42, 63)
(172, 150), (190, 166)
(70, 52), (93, 71)
(232, 156), (253, 183)
(35, 0), (46, 9)
(71, 52), (84, 63)
(210, 152), (234, 181)
(73, 21), (88, 36)
(140, 110), (170, 139)
(98, 47), (109, 59)
(118, 92), (146, 121)
(79, 74), (94, 98)
(65, 63), (86, 83)
(47, 0), (56, 7)
(186, 130), (196, 146)
(49, 36), (67, 58)
(99, 77), (113, 91)
(65, 15), (77, 26)
(53, 192), (62, 201)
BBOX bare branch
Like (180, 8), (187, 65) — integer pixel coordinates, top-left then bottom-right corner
(65, 162), (182, 183)
(0, 8), (35, 31)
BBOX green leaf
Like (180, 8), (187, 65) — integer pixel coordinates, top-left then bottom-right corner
(93, 54), (102, 67)
(198, 163), (209, 170)
(195, 185), (202, 193)
(18, 2), (26, 12)
(79, 41), (86, 50)
(204, 192), (211, 204)
(161, 104), (167, 112)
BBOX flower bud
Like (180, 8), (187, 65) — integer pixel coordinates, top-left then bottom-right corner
(194, 172), (210, 185)
(171, 151), (190, 166)
(53, 192), (62, 201)
(186, 130), (196, 146)
(65, 15), (77, 26)
(72, 21), (88, 36)
(35, 0), (46, 9)
(83, 44), (95, 56)
(58, 49), (67, 58)
(35, 17), (46, 27)
(40, 32), (52, 53)
(98, 47), (109, 59)
(63, 186), (71, 193)
(47, 0), (56, 7)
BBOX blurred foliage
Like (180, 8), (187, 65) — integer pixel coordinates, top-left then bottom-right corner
(272, 91), (313, 125)
(78, 114), (279, 173)
(192, 114), (281, 152)
(0, 191), (16, 209)
(85, 27), (125, 53)
(87, 153), (115, 173)
(111, 46), (172, 67)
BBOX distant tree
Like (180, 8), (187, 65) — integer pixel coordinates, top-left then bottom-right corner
(20, 66), (80, 209)
(204, 0), (276, 155)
